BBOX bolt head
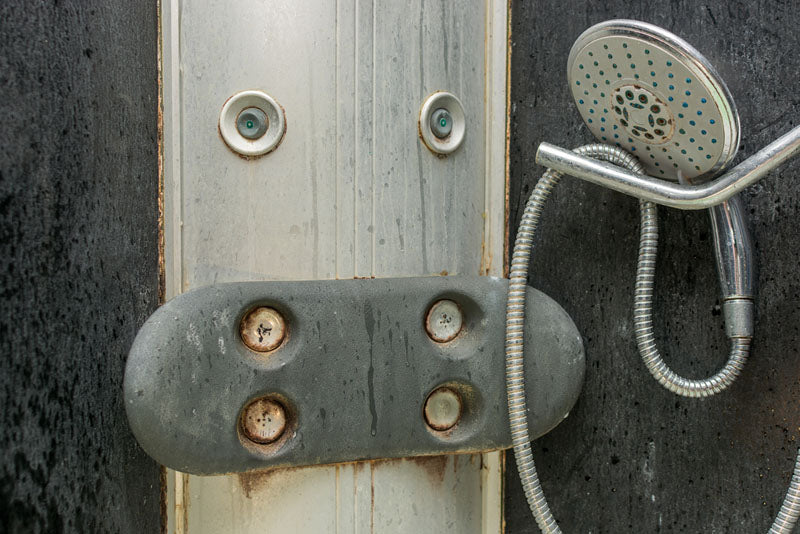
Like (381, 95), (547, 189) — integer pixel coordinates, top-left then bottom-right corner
(430, 108), (453, 139)
(425, 299), (463, 342)
(424, 387), (462, 431)
(236, 107), (269, 139)
(240, 307), (286, 352)
(241, 398), (287, 444)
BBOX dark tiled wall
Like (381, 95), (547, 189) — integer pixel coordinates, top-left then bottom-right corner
(507, 1), (800, 532)
(0, 2), (161, 533)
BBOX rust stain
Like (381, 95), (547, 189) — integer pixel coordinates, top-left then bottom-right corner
(156, 1), (167, 530)
(406, 455), (449, 485)
(370, 462), (375, 533)
(237, 464), (304, 498)
(159, 466), (167, 534)
(479, 231), (492, 276)
(237, 454), (484, 501)
(503, 0), (513, 281)
(439, 269), (449, 276)
(155, 0), (165, 308)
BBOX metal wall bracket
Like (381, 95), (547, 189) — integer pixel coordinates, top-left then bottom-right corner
(124, 276), (584, 475)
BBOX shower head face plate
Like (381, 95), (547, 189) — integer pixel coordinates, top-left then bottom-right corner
(568, 20), (740, 182)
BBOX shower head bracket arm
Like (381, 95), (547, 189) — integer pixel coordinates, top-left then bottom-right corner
(535, 124), (800, 210)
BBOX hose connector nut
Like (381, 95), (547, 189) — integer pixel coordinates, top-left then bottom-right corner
(723, 298), (754, 338)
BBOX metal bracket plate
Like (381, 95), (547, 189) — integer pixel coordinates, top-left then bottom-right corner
(124, 276), (584, 475)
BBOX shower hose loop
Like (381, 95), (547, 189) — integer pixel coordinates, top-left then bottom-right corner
(506, 142), (800, 533)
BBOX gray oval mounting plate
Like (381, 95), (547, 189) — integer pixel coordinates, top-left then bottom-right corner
(124, 276), (584, 475)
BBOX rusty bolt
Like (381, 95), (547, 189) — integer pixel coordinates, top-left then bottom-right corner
(241, 397), (287, 444)
(240, 307), (286, 352)
(425, 299), (463, 342)
(424, 387), (462, 431)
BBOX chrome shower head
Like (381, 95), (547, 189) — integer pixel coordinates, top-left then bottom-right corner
(568, 19), (740, 182)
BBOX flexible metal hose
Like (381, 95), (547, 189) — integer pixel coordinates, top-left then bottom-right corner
(506, 143), (643, 533)
(634, 199), (751, 397)
(507, 142), (800, 533)
(770, 452), (800, 534)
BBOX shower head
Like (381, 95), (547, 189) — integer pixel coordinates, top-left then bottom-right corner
(568, 19), (740, 182)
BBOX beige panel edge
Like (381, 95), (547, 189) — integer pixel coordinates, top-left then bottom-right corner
(480, 0), (510, 533)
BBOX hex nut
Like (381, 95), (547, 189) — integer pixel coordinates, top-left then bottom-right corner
(425, 299), (463, 343)
(241, 398), (287, 444)
(240, 307), (286, 352)
(424, 387), (462, 431)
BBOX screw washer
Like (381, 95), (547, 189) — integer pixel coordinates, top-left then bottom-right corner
(424, 387), (462, 431)
(240, 307), (286, 352)
(240, 397), (287, 444)
(425, 299), (463, 342)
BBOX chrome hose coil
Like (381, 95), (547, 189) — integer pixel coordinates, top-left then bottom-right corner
(508, 142), (800, 534)
(634, 199), (751, 397)
(769, 451), (800, 534)
(506, 143), (643, 533)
